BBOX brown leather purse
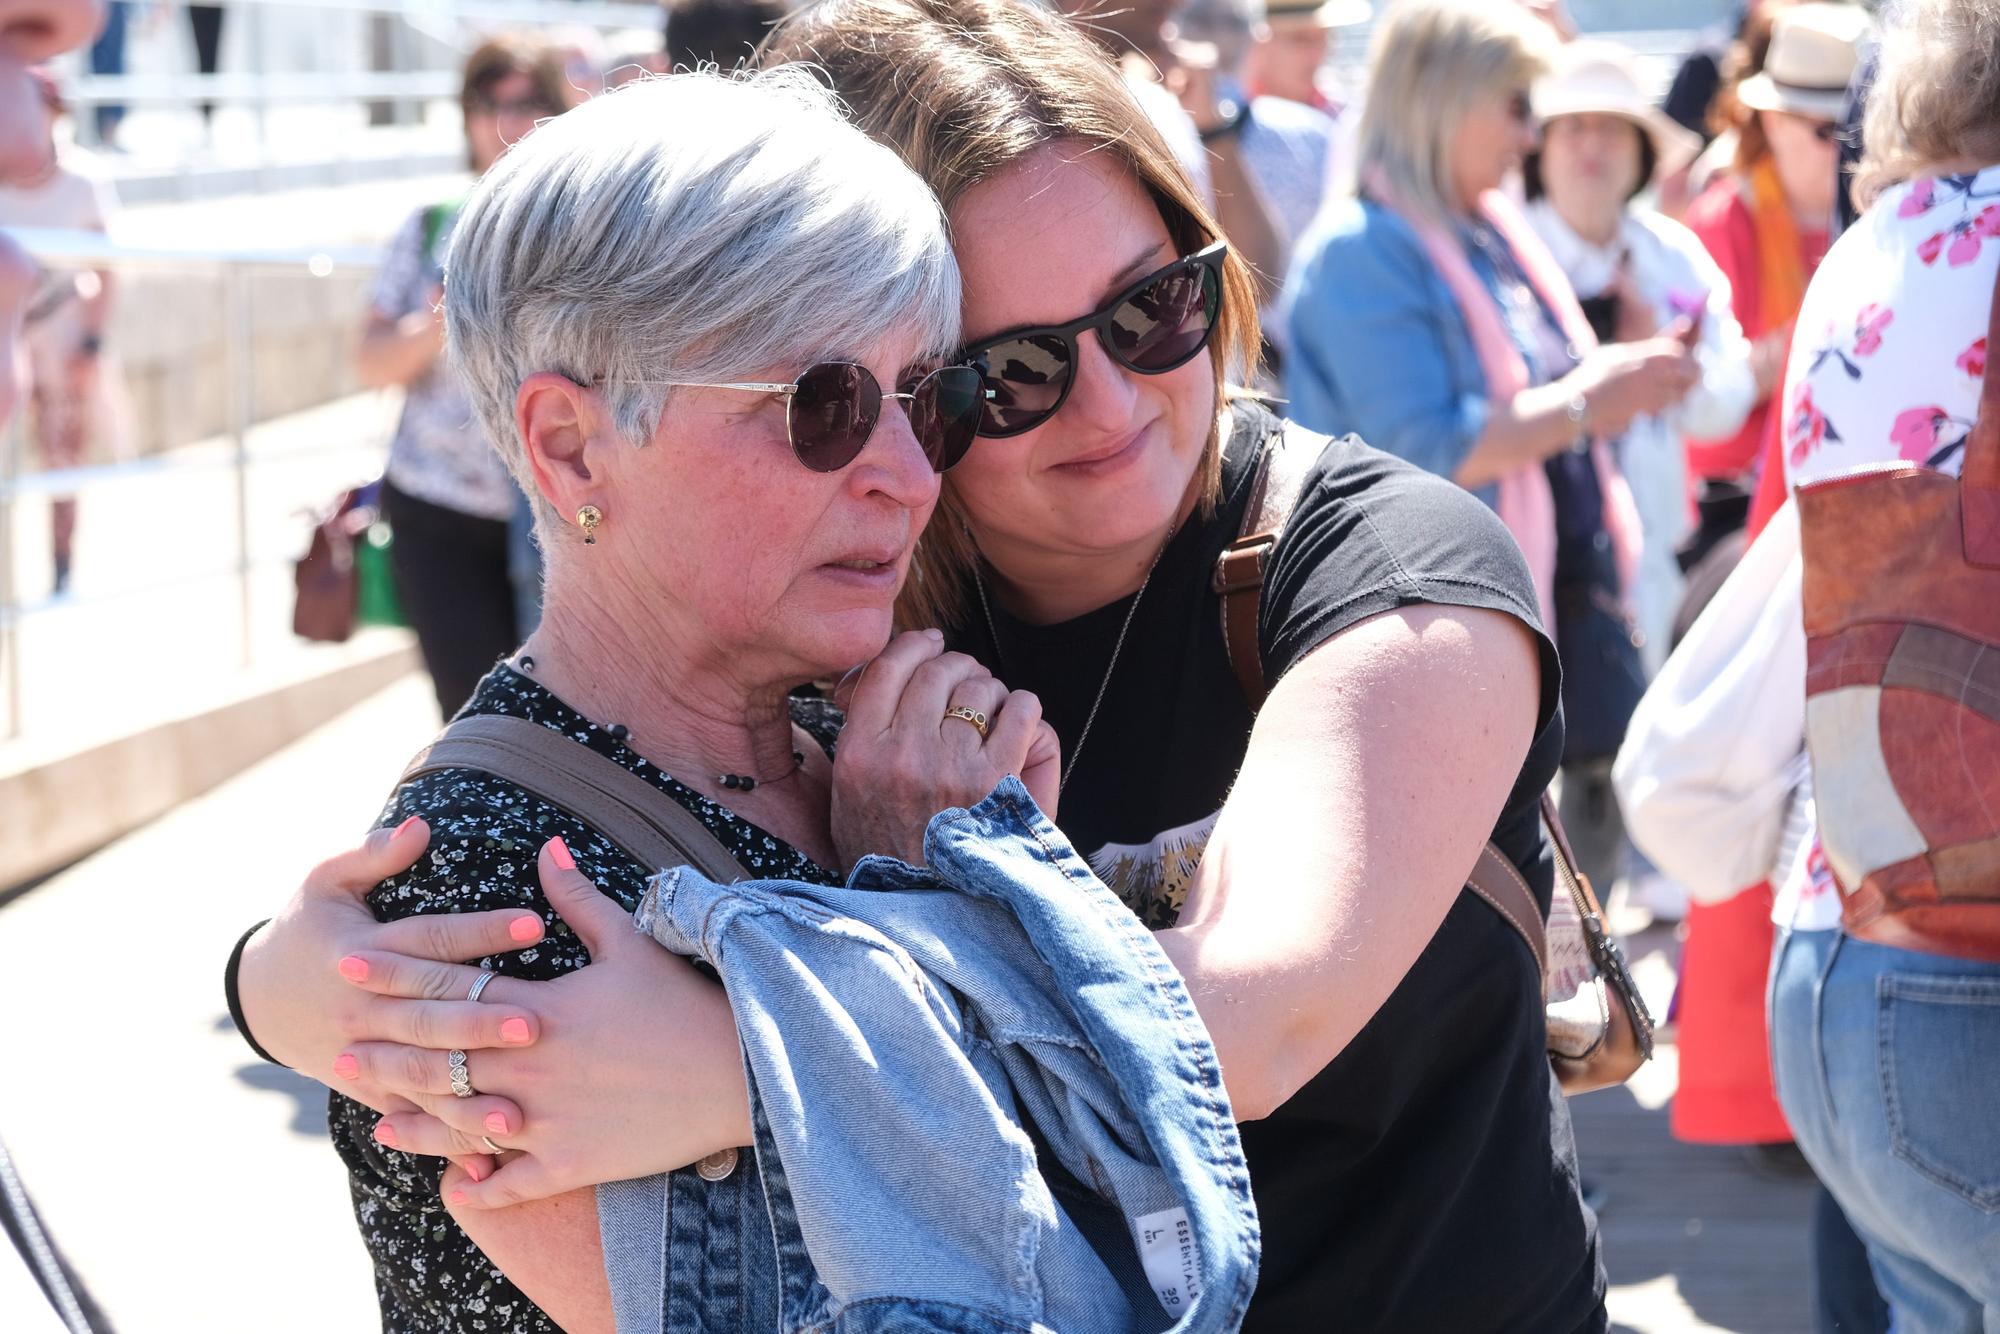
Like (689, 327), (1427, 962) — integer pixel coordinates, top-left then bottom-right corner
(1213, 415), (1655, 1094)
(1796, 266), (2000, 962)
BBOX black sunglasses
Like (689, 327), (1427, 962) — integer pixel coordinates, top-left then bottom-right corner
(961, 241), (1228, 439)
(633, 361), (989, 473)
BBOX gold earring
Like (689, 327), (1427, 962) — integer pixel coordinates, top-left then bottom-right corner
(576, 504), (603, 544)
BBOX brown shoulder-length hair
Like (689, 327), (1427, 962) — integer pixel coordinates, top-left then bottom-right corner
(760, 0), (1263, 632)
(1711, 0), (1791, 174)
(460, 35), (573, 168)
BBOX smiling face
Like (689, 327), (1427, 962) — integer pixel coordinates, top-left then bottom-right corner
(586, 326), (945, 684)
(944, 143), (1217, 584)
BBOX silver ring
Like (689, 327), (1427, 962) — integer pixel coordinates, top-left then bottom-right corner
(448, 1048), (474, 1099)
(479, 1135), (505, 1155)
(466, 969), (496, 1003)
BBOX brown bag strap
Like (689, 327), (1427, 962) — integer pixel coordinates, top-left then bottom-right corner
(399, 714), (752, 885)
(1460, 794), (1606, 988)
(1464, 842), (1548, 976)
(1214, 416), (1327, 707)
(1962, 262), (2000, 566)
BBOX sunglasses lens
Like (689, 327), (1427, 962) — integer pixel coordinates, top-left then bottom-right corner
(789, 362), (879, 471)
(1110, 258), (1220, 373)
(906, 365), (986, 471)
(974, 333), (1074, 436)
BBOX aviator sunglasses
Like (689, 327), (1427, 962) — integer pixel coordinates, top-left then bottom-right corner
(616, 362), (990, 473)
(962, 240), (1229, 438)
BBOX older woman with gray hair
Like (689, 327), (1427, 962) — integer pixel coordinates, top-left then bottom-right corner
(229, 68), (1052, 1331)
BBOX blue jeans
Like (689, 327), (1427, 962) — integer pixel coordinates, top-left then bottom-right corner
(601, 778), (1260, 1333)
(1770, 928), (2000, 1332)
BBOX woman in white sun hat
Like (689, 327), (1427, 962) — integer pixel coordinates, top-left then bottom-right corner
(1525, 40), (1759, 678)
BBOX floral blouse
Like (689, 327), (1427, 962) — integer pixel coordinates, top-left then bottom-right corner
(331, 664), (842, 1332)
(1781, 165), (1998, 489)
(1770, 164), (1998, 932)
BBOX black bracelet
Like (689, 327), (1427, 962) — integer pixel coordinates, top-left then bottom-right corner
(224, 919), (286, 1067)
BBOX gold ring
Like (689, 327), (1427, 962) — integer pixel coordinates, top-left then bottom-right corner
(943, 705), (990, 738)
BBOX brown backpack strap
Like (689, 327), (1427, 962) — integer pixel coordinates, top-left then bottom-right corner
(400, 714), (752, 885)
(1213, 417), (1329, 707)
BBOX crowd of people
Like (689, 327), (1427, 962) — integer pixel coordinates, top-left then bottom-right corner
(5, 0), (1997, 1330)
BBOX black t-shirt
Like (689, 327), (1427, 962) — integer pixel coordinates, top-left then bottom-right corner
(951, 402), (1605, 1333)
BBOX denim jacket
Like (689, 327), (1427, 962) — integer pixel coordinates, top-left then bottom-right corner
(597, 779), (1260, 1334)
(1281, 195), (1578, 505)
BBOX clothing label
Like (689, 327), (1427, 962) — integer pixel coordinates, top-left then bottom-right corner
(1134, 1206), (1201, 1317)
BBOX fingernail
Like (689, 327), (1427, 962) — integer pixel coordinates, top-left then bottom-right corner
(500, 1017), (532, 1045)
(373, 1122), (397, 1148)
(508, 915), (542, 943)
(338, 956), (369, 983)
(547, 837), (575, 871)
(926, 627), (944, 640)
(465, 1161), (485, 1183)
(485, 1112), (509, 1135)
(449, 1189), (468, 1205)
(333, 1053), (359, 1079)
(394, 815), (421, 838)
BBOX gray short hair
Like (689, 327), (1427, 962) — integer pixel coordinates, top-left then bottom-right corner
(443, 67), (963, 508)
(1353, 0), (1555, 222)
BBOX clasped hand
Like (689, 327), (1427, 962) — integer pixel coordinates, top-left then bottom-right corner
(258, 632), (1056, 1209)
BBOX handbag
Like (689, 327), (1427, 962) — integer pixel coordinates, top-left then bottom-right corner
(1214, 415), (1654, 1093)
(1796, 265), (2000, 962)
(293, 480), (404, 643)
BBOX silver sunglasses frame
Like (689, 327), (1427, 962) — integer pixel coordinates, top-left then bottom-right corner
(608, 362), (993, 471)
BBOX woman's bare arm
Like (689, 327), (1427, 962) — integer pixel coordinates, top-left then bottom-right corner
(1156, 603), (1541, 1120)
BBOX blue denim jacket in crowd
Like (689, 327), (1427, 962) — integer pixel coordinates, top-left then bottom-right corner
(596, 778), (1260, 1334)
(1282, 195), (1571, 506)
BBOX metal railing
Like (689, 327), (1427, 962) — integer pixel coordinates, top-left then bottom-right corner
(0, 226), (386, 741)
(49, 0), (667, 185)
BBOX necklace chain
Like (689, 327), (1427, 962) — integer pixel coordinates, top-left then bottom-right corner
(974, 537), (1170, 796)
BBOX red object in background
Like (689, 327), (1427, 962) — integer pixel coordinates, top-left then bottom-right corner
(1670, 884), (1794, 1144)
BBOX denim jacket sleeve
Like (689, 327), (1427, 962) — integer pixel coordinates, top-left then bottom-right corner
(1280, 198), (1490, 480)
(601, 778), (1260, 1334)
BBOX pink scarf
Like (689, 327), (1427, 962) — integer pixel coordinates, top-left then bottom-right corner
(1369, 180), (1642, 627)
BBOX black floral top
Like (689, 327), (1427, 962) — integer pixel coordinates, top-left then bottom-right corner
(330, 664), (841, 1333)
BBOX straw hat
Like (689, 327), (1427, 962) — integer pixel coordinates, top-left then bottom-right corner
(1735, 3), (1871, 122)
(1261, 0), (1371, 28)
(1533, 41), (1703, 179)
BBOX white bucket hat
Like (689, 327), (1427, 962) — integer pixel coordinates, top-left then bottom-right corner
(1532, 40), (1703, 180)
(1735, 2), (1871, 123)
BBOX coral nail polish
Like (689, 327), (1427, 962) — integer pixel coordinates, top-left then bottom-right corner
(338, 956), (369, 983)
(509, 915), (542, 943)
(449, 1189), (468, 1206)
(500, 1018), (532, 1045)
(485, 1112), (509, 1135)
(333, 1054), (359, 1080)
(394, 815), (422, 838)
(373, 1122), (397, 1148)
(548, 837), (575, 871)
(464, 1161), (485, 1183)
